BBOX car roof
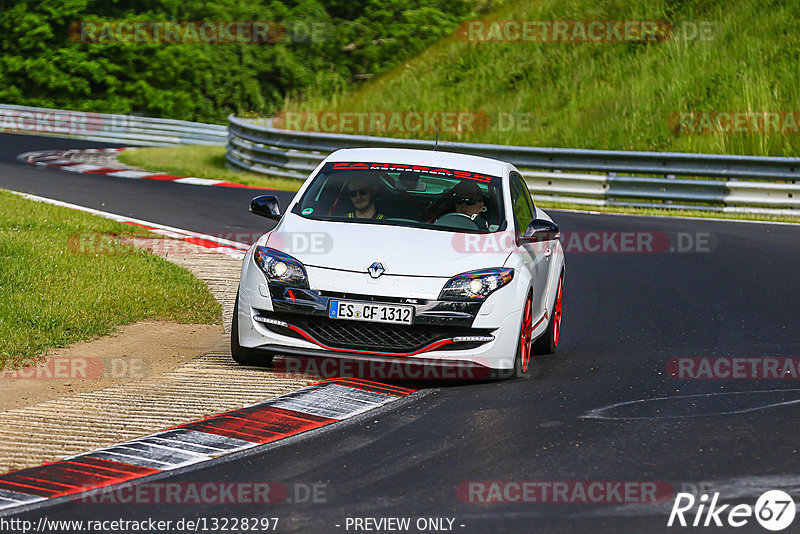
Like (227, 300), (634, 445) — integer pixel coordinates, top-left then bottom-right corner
(324, 147), (509, 177)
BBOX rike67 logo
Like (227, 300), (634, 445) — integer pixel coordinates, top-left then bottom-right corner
(668, 490), (795, 531)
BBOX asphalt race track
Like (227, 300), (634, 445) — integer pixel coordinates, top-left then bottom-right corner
(2, 132), (799, 533)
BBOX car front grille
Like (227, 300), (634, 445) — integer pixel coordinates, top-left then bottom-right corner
(306, 319), (433, 351)
(256, 311), (490, 354)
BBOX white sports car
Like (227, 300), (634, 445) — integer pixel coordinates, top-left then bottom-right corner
(232, 147), (564, 377)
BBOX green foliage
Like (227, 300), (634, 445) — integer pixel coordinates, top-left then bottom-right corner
(0, 0), (481, 123)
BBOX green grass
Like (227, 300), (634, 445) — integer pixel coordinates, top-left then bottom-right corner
(284, 0), (800, 157)
(118, 145), (302, 191)
(0, 190), (222, 370)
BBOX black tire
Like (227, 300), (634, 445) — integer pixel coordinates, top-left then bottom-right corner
(532, 271), (563, 356)
(231, 293), (275, 367)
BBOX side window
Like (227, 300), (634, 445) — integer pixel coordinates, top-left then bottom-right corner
(510, 172), (534, 234)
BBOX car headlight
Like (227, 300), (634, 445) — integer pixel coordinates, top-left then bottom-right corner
(254, 246), (309, 288)
(439, 268), (514, 300)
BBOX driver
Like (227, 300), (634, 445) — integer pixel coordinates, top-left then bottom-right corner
(345, 176), (385, 219)
(449, 180), (489, 230)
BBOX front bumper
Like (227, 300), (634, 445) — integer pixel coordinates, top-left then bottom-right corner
(237, 284), (525, 370)
(237, 246), (540, 370)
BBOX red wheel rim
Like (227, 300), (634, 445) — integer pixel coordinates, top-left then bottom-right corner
(553, 274), (563, 347)
(520, 294), (533, 372)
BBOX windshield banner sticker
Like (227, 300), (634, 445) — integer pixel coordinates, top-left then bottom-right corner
(329, 162), (498, 182)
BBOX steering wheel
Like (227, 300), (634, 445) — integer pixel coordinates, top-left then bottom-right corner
(433, 212), (480, 230)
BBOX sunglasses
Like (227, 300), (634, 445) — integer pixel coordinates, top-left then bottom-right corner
(348, 188), (371, 197)
(456, 197), (483, 205)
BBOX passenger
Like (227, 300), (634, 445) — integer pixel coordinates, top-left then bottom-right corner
(345, 177), (385, 219)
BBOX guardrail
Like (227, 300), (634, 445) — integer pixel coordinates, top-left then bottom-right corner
(227, 114), (800, 216)
(0, 103), (227, 146)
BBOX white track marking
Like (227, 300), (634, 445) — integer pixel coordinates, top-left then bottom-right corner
(581, 389), (800, 420)
(104, 170), (160, 178)
(60, 164), (104, 173)
(173, 177), (225, 186)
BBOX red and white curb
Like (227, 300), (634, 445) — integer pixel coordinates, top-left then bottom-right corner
(12, 191), (251, 258)
(18, 148), (271, 190)
(0, 378), (415, 512)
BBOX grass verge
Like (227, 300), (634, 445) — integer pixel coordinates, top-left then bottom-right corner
(0, 190), (222, 370)
(118, 145), (303, 191)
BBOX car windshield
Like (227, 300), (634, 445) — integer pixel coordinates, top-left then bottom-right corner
(292, 161), (506, 233)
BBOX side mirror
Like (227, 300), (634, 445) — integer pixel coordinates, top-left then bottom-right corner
(521, 219), (560, 242)
(250, 195), (281, 221)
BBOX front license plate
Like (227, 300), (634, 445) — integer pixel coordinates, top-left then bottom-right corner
(329, 300), (414, 325)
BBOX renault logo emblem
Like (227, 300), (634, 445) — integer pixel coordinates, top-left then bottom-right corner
(367, 262), (385, 278)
